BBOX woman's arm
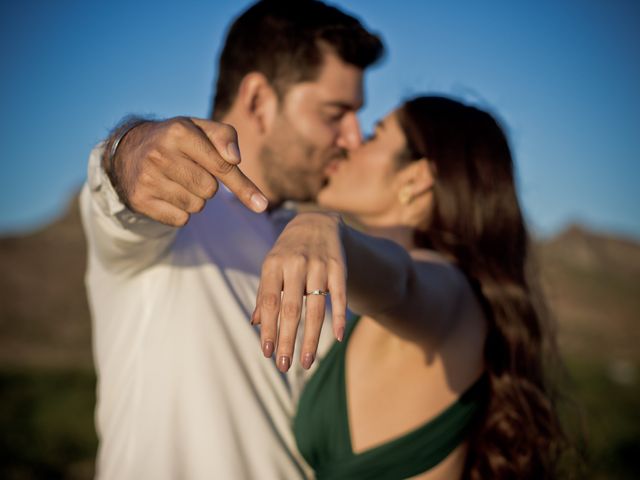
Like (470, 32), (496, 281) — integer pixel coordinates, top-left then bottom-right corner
(253, 212), (466, 372)
(341, 224), (465, 340)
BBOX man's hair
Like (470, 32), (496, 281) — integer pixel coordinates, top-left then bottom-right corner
(210, 0), (384, 119)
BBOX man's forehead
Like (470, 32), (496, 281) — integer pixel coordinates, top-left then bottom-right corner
(294, 51), (365, 110)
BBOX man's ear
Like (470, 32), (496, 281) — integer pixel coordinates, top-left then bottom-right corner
(236, 72), (279, 134)
(398, 158), (435, 198)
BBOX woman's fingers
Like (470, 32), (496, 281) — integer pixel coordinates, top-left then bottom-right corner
(274, 259), (307, 372)
(256, 254), (333, 372)
(300, 265), (328, 370)
(256, 260), (283, 360)
(328, 259), (348, 342)
(255, 212), (347, 371)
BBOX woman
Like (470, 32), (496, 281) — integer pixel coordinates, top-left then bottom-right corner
(252, 96), (567, 479)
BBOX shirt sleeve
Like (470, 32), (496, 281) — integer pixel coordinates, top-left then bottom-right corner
(79, 142), (179, 274)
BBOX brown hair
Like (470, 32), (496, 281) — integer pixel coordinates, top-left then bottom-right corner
(210, 0), (384, 120)
(397, 96), (575, 478)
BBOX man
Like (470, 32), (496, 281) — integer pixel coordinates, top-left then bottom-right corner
(80, 1), (383, 478)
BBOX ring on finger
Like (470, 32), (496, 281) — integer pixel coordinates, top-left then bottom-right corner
(305, 289), (329, 296)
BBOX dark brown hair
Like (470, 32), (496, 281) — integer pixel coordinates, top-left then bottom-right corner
(210, 0), (384, 120)
(397, 96), (574, 479)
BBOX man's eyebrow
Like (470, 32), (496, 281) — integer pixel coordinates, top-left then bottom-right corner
(323, 100), (364, 110)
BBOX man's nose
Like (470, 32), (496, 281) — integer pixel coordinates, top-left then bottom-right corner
(336, 112), (362, 151)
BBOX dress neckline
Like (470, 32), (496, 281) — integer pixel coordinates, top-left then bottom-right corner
(339, 316), (486, 458)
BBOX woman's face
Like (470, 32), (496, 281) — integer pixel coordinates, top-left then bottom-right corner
(317, 110), (417, 226)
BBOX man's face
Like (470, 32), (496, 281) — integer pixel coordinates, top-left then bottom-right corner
(259, 51), (364, 204)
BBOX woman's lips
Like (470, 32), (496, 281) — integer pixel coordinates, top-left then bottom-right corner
(324, 159), (342, 176)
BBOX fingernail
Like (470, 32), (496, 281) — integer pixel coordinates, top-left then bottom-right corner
(263, 341), (274, 358)
(278, 355), (291, 372)
(251, 193), (268, 212)
(336, 326), (345, 342)
(302, 352), (315, 370)
(226, 142), (241, 163)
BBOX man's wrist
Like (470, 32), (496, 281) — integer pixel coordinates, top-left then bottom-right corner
(102, 116), (151, 206)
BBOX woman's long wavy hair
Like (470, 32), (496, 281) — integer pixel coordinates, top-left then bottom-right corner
(397, 96), (572, 479)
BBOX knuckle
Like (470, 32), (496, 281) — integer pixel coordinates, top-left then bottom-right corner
(327, 256), (344, 269)
(147, 150), (167, 169)
(290, 252), (309, 270)
(174, 192), (190, 210)
(308, 257), (327, 272)
(261, 293), (280, 312)
(216, 122), (238, 142)
(261, 323), (277, 338)
(201, 178), (218, 198)
(138, 170), (155, 187)
(169, 211), (189, 227)
(263, 253), (283, 269)
(165, 118), (190, 140)
(190, 170), (215, 197)
(282, 302), (301, 319)
(214, 156), (234, 175)
(190, 197), (206, 213)
(189, 168), (205, 187)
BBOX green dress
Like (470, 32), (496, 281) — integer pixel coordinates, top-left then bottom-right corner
(293, 317), (488, 479)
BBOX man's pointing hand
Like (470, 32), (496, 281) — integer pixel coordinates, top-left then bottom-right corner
(105, 117), (268, 226)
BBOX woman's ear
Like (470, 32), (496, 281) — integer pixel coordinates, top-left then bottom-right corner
(236, 72), (279, 134)
(398, 158), (435, 199)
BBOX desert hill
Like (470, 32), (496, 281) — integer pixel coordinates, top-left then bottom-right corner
(0, 197), (91, 368)
(0, 198), (639, 368)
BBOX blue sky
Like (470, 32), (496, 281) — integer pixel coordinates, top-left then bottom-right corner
(1, 0), (639, 239)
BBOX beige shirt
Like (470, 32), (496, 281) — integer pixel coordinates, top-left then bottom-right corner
(80, 145), (332, 480)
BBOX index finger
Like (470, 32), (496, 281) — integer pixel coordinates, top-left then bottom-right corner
(189, 118), (269, 213)
(218, 164), (269, 213)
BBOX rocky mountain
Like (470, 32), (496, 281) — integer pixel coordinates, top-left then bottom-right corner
(539, 224), (640, 363)
(0, 197), (92, 368)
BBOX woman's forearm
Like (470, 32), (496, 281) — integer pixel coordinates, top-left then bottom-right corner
(340, 223), (414, 318)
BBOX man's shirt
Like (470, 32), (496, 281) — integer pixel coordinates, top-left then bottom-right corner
(80, 145), (333, 480)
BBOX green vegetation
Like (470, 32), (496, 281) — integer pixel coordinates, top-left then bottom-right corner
(0, 369), (97, 479)
(1, 358), (638, 479)
(562, 357), (640, 480)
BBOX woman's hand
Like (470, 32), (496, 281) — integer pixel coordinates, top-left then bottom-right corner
(252, 212), (347, 372)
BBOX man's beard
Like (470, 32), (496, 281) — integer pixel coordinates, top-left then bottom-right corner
(259, 112), (347, 205)
(259, 142), (320, 204)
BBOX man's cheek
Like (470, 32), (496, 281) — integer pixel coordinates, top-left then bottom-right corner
(303, 118), (337, 145)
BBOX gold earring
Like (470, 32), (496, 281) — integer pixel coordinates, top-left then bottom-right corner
(399, 186), (413, 205)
